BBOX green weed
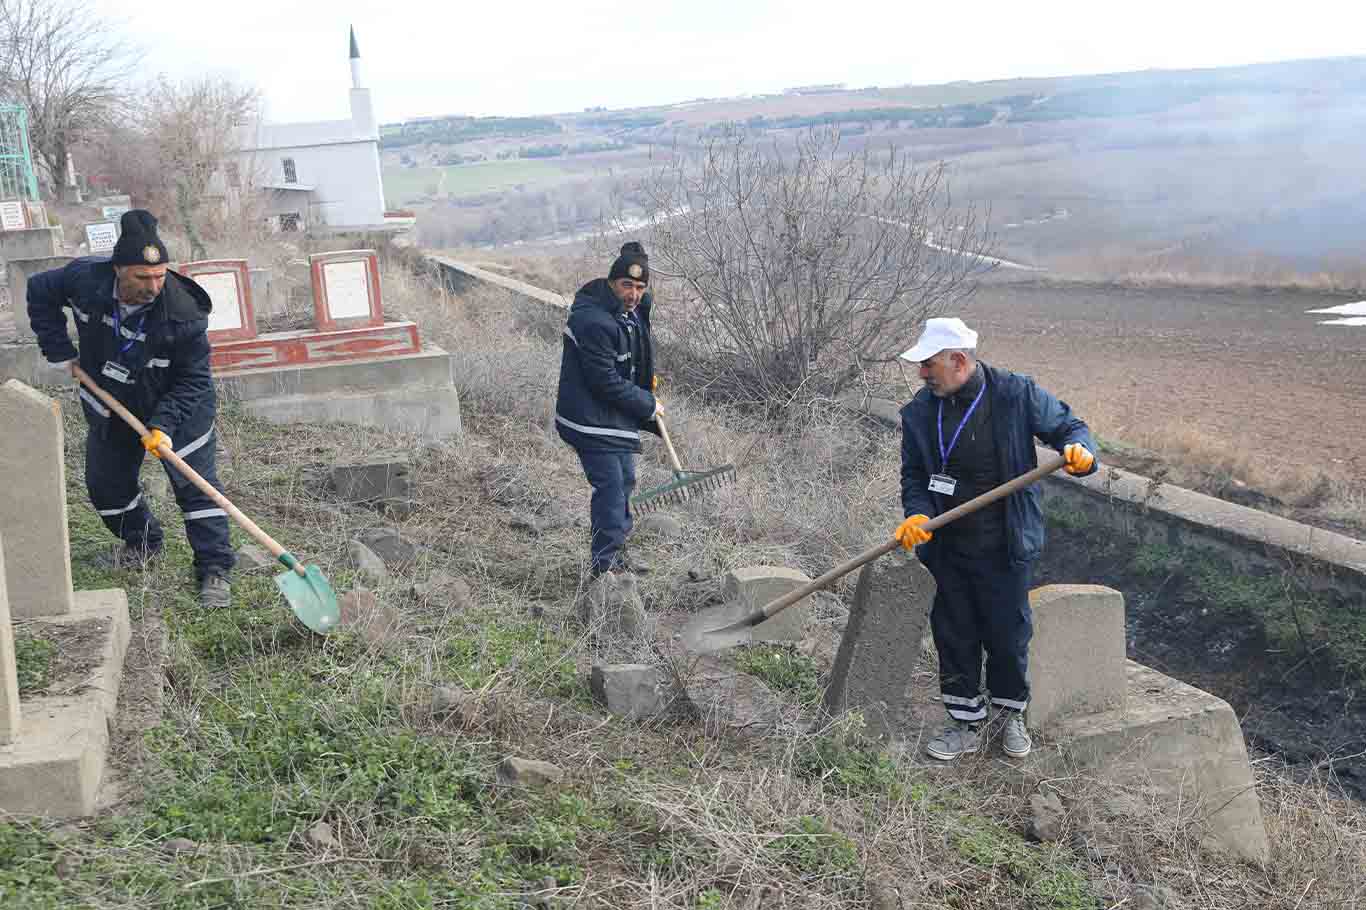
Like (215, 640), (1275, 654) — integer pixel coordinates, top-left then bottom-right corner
(734, 644), (824, 707)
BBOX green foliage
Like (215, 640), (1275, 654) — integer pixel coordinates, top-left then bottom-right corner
(768, 815), (859, 877)
(793, 717), (902, 799)
(14, 635), (56, 693)
(143, 666), (488, 842)
(0, 822), (68, 909)
(953, 818), (1095, 909)
(734, 644), (824, 707)
(442, 613), (584, 699)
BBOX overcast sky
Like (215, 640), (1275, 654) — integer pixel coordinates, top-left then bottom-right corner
(93, 0), (1365, 123)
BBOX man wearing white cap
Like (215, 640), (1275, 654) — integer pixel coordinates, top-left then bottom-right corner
(893, 317), (1096, 760)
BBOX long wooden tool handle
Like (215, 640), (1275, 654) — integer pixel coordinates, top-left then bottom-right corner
(655, 411), (686, 474)
(753, 453), (1069, 622)
(72, 365), (307, 576)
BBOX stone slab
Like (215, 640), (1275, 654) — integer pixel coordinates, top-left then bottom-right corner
(429, 256), (568, 311)
(6, 257), (74, 343)
(721, 566), (812, 642)
(0, 589), (130, 818)
(822, 549), (935, 742)
(1027, 584), (1126, 731)
(0, 535), (19, 744)
(330, 455), (412, 503)
(0, 227), (61, 262)
(240, 385), (462, 441)
(210, 322), (421, 372)
(215, 347), (454, 400)
(0, 343), (62, 386)
(590, 663), (668, 720)
(1029, 660), (1269, 864)
(0, 380), (74, 616)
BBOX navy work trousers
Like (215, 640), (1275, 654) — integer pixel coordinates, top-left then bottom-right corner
(928, 545), (1033, 723)
(85, 417), (235, 581)
(575, 448), (636, 575)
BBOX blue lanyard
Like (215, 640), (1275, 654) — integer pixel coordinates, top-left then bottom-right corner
(111, 306), (147, 358)
(937, 379), (987, 471)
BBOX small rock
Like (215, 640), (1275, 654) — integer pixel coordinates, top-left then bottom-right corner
(634, 513), (682, 539)
(378, 498), (418, 521)
(347, 540), (389, 584)
(590, 663), (668, 719)
(330, 457), (411, 503)
(509, 513), (542, 534)
(411, 570), (473, 608)
(577, 573), (652, 639)
(337, 588), (404, 647)
(797, 626), (843, 667)
(355, 527), (420, 570)
(497, 756), (564, 789)
(1026, 791), (1066, 843)
(307, 821), (338, 849)
(1132, 884), (1178, 910)
(237, 543), (275, 571)
(160, 837), (199, 856)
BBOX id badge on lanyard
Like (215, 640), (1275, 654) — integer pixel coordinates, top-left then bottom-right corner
(931, 380), (986, 497)
(104, 306), (146, 385)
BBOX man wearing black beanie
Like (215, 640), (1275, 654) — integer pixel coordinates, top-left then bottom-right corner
(555, 241), (661, 577)
(27, 209), (236, 609)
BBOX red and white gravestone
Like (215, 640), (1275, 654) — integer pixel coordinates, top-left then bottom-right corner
(309, 250), (384, 332)
(178, 259), (257, 343)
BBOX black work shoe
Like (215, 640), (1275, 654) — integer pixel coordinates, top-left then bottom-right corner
(198, 573), (232, 609)
(94, 541), (163, 571)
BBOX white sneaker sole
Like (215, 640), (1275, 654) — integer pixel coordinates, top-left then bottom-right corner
(1003, 742), (1032, 758)
(926, 743), (979, 761)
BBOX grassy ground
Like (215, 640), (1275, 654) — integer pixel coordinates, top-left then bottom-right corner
(3, 254), (1365, 909)
(383, 160), (573, 207)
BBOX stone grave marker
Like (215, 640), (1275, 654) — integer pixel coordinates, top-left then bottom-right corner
(0, 535), (20, 745)
(821, 549), (935, 742)
(0, 380), (74, 616)
(179, 259), (257, 343)
(309, 250), (383, 331)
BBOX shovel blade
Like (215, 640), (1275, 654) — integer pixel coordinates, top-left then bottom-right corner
(275, 563), (341, 635)
(680, 601), (757, 654)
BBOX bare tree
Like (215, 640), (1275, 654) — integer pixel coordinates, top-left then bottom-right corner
(634, 128), (995, 405)
(0, 0), (134, 196)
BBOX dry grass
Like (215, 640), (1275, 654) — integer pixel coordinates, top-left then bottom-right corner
(11, 240), (1366, 908)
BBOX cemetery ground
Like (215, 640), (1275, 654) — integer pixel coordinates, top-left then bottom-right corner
(3, 277), (1365, 909)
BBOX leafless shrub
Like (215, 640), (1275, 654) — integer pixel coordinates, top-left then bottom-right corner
(633, 127), (993, 406)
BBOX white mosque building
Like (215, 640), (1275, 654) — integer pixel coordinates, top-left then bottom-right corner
(235, 28), (392, 233)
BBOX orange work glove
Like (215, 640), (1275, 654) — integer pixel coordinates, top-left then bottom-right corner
(142, 429), (172, 459)
(1063, 442), (1095, 475)
(895, 514), (933, 549)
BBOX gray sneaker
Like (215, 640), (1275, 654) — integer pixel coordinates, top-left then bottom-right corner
(1002, 712), (1032, 758)
(198, 573), (232, 609)
(926, 722), (981, 761)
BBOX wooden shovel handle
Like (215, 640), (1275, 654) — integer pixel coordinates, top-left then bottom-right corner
(71, 365), (306, 576)
(754, 453), (1069, 622)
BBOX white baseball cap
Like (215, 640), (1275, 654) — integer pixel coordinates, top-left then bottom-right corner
(898, 317), (979, 363)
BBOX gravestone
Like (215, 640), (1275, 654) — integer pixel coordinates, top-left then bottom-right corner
(6, 256), (75, 343)
(821, 549), (935, 742)
(0, 535), (19, 745)
(179, 259), (256, 343)
(0, 380), (74, 616)
(309, 250), (383, 331)
(1026, 584), (1126, 730)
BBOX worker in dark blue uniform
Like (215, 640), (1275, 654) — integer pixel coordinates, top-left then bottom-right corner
(895, 317), (1097, 761)
(554, 242), (662, 577)
(26, 209), (235, 608)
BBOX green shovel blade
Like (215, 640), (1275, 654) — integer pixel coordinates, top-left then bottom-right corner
(275, 562), (341, 635)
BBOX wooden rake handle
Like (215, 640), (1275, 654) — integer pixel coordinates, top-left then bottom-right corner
(72, 365), (306, 576)
(654, 410), (686, 474)
(750, 453), (1070, 624)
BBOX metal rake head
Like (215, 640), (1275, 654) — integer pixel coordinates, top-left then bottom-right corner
(631, 464), (737, 516)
